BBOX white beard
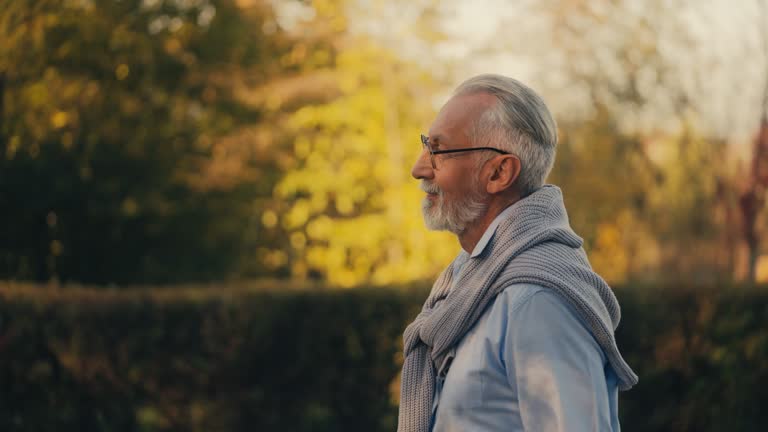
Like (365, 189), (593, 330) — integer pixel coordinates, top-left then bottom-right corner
(420, 178), (487, 234)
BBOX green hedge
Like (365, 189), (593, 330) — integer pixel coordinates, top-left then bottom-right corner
(616, 285), (768, 431)
(0, 282), (767, 431)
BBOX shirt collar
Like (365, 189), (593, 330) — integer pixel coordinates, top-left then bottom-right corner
(469, 203), (517, 258)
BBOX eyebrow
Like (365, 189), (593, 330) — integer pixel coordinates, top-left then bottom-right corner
(428, 134), (447, 147)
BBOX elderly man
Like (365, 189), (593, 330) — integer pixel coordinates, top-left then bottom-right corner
(397, 74), (637, 432)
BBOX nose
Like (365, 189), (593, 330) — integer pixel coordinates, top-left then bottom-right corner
(411, 149), (434, 180)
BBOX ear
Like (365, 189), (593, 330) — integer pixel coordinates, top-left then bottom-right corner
(486, 155), (521, 194)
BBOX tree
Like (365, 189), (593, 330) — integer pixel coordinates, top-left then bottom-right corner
(738, 0), (768, 283)
(448, 0), (766, 283)
(250, 0), (458, 287)
(0, 0), (293, 283)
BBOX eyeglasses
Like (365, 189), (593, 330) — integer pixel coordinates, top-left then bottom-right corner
(420, 134), (510, 169)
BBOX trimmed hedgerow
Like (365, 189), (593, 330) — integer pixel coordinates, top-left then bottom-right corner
(0, 282), (767, 431)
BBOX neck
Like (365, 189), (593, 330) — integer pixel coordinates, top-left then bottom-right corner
(458, 196), (520, 254)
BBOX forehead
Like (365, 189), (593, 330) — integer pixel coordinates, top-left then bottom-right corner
(428, 92), (497, 146)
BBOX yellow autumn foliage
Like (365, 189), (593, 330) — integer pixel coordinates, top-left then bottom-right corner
(266, 41), (456, 287)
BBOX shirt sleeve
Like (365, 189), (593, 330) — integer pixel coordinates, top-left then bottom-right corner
(502, 288), (614, 432)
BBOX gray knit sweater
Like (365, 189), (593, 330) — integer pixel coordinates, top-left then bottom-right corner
(397, 185), (638, 432)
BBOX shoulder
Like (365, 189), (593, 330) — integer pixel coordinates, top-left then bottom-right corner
(490, 283), (562, 316)
(489, 284), (603, 354)
(484, 283), (558, 335)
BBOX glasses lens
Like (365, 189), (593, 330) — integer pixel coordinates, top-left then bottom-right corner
(421, 135), (437, 169)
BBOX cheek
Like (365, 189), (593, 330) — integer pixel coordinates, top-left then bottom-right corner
(454, 176), (481, 197)
(434, 168), (479, 200)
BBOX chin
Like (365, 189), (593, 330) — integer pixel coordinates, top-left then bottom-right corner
(422, 208), (446, 231)
(422, 211), (465, 234)
(421, 197), (474, 234)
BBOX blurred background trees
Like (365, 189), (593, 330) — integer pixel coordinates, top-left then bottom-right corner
(1, 0), (767, 286)
(1, 0), (295, 283)
(437, 0), (768, 284)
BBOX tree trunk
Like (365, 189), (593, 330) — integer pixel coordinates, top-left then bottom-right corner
(0, 71), (5, 134)
(740, 116), (768, 283)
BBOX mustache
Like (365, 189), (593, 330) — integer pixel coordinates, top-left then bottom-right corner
(420, 181), (441, 195)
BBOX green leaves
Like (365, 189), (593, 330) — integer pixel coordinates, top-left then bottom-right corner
(2, 281), (768, 431)
(0, 0), (292, 283)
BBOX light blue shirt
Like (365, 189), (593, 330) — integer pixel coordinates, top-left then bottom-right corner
(430, 205), (621, 432)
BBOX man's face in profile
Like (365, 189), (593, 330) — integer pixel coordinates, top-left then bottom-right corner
(413, 93), (496, 234)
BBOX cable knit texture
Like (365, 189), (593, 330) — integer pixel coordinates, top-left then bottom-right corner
(397, 185), (638, 432)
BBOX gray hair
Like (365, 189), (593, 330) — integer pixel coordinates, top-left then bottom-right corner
(454, 74), (558, 196)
